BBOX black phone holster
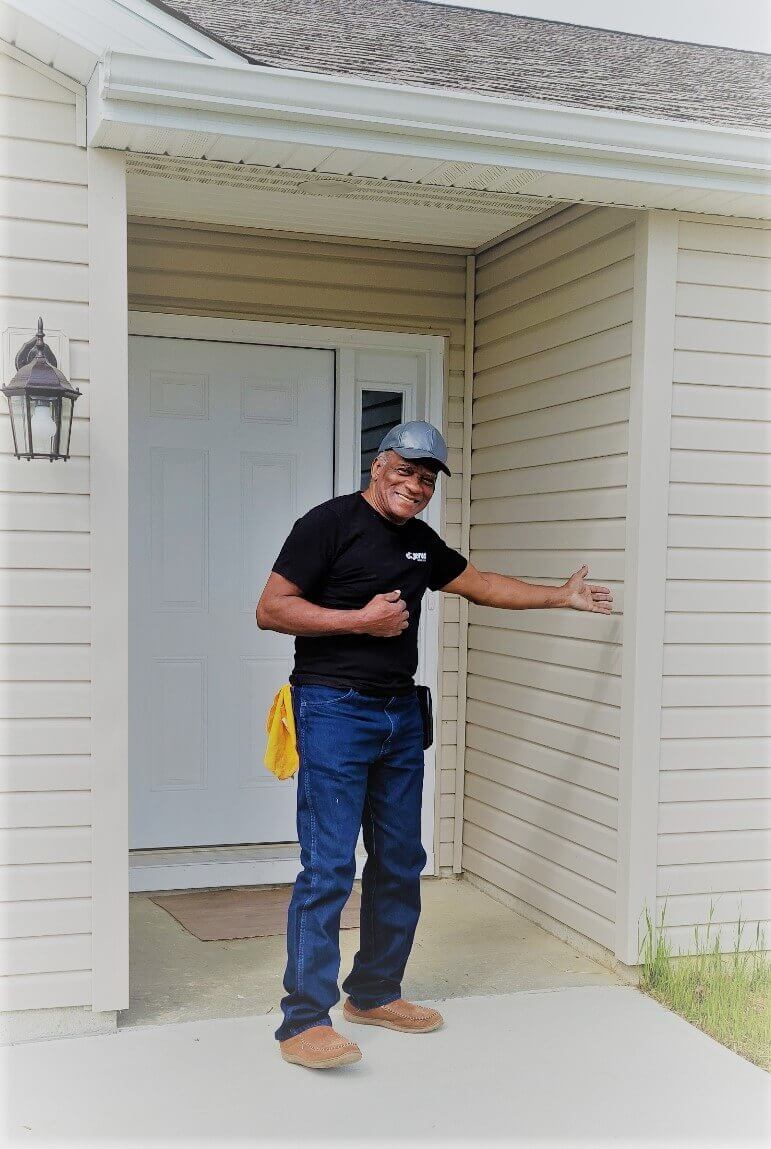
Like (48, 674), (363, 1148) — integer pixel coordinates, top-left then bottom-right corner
(416, 684), (434, 750)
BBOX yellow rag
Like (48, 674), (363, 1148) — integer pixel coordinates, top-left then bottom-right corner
(264, 683), (299, 780)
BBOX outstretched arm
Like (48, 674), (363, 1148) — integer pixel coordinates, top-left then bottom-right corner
(440, 562), (613, 614)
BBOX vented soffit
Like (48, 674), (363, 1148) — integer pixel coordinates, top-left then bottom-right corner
(125, 154), (558, 218)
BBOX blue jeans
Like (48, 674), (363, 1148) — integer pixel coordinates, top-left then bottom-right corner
(274, 684), (427, 1042)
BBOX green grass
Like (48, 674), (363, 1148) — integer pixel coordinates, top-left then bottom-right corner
(638, 903), (771, 1071)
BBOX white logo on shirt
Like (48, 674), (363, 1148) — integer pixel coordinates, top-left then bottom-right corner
(406, 551), (427, 562)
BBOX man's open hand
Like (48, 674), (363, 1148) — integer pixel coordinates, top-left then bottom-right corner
(356, 590), (409, 637)
(562, 565), (613, 614)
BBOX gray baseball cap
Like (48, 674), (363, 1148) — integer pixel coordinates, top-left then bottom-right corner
(377, 420), (451, 476)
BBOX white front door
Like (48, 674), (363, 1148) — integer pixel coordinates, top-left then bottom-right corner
(128, 336), (335, 849)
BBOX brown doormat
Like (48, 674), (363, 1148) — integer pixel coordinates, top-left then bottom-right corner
(149, 886), (361, 942)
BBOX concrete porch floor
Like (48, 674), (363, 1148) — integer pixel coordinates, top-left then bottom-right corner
(124, 875), (621, 1029)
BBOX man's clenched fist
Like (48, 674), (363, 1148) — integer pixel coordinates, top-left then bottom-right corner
(355, 590), (409, 637)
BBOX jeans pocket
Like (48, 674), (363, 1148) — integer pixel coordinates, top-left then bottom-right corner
(300, 686), (356, 710)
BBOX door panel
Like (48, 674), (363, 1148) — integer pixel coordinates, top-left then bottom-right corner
(129, 336), (335, 848)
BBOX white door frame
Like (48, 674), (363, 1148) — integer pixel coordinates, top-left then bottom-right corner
(125, 312), (445, 886)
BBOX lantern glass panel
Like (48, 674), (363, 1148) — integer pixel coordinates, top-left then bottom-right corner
(29, 396), (58, 457)
(9, 395), (30, 457)
(59, 396), (73, 457)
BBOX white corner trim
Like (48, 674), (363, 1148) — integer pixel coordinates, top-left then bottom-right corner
(453, 254), (475, 874)
(89, 148), (130, 1012)
(615, 210), (678, 965)
(89, 51), (769, 195)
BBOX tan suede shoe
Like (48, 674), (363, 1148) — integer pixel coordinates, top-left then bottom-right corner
(279, 1025), (362, 1069)
(343, 997), (443, 1033)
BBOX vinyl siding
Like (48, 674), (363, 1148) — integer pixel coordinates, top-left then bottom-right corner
(126, 218), (468, 870)
(464, 206), (636, 950)
(0, 52), (92, 1011)
(657, 218), (771, 952)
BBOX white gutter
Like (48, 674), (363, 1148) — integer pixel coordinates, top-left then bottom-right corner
(89, 50), (770, 195)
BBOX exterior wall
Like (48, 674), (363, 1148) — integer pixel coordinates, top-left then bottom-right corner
(657, 217), (771, 952)
(463, 205), (637, 951)
(0, 52), (92, 1011)
(126, 218), (467, 870)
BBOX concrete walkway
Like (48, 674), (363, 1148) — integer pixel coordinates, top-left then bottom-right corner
(4, 986), (769, 1145)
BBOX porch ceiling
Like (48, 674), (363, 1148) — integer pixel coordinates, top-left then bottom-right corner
(125, 152), (562, 247)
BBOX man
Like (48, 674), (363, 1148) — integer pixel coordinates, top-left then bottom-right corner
(256, 420), (613, 1070)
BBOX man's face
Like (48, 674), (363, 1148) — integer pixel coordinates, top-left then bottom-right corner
(369, 450), (439, 523)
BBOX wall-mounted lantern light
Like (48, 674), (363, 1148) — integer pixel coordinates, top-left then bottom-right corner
(2, 317), (81, 461)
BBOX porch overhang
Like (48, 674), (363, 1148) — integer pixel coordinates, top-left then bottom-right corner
(88, 49), (771, 219)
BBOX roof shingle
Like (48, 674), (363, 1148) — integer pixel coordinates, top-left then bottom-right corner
(149, 0), (770, 132)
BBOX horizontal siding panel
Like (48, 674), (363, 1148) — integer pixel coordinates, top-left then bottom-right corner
(0, 933), (90, 977)
(475, 292), (633, 374)
(660, 769), (770, 803)
(0, 530), (90, 569)
(665, 581), (770, 613)
(668, 450), (770, 486)
(475, 207), (630, 282)
(471, 455), (628, 500)
(0, 644), (90, 681)
(0, 969), (91, 1010)
(659, 800), (771, 834)
(468, 604), (622, 644)
(658, 829), (770, 865)
(0, 176), (87, 225)
(471, 488), (626, 525)
(0, 217), (88, 265)
(0, 455), (89, 494)
(675, 283), (770, 324)
(0, 570), (90, 606)
(473, 390), (630, 451)
(654, 890), (770, 928)
(0, 718), (90, 755)
(0, 607), (90, 644)
(467, 722), (617, 798)
(0, 756), (91, 791)
(669, 416), (770, 454)
(475, 228), (634, 321)
(661, 707), (770, 739)
(0, 97), (77, 145)
(662, 675), (770, 706)
(476, 259), (634, 343)
(677, 250), (771, 291)
(668, 483), (771, 518)
(0, 493), (90, 532)
(675, 317), (771, 358)
(464, 795), (615, 890)
(473, 359), (630, 425)
(0, 255), (89, 303)
(666, 549), (769, 581)
(663, 646), (769, 675)
(469, 625), (622, 681)
(465, 741), (616, 829)
(472, 423), (628, 475)
(463, 808), (614, 916)
(0, 57), (75, 103)
(466, 645), (622, 707)
(462, 843), (615, 949)
(658, 859), (770, 895)
(0, 791), (90, 829)
(672, 350), (770, 389)
(470, 519), (626, 550)
(467, 667), (619, 739)
(660, 921), (767, 953)
(0, 826), (91, 865)
(475, 326), (632, 391)
(664, 613), (771, 643)
(466, 692), (618, 770)
(667, 516), (770, 550)
(471, 548), (625, 582)
(0, 683), (91, 720)
(0, 897), (91, 939)
(678, 223), (771, 259)
(660, 737), (770, 770)
(671, 384), (771, 422)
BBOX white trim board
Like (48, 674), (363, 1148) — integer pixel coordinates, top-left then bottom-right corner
(616, 211), (678, 966)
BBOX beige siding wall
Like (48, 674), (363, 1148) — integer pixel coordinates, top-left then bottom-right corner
(657, 218), (771, 951)
(464, 206), (637, 950)
(0, 54), (92, 1010)
(126, 218), (468, 870)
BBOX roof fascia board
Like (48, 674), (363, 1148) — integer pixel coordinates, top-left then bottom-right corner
(90, 51), (770, 194)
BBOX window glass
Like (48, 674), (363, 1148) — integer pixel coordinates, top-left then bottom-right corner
(360, 390), (404, 489)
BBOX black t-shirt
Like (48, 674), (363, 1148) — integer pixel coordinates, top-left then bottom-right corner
(271, 492), (467, 694)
